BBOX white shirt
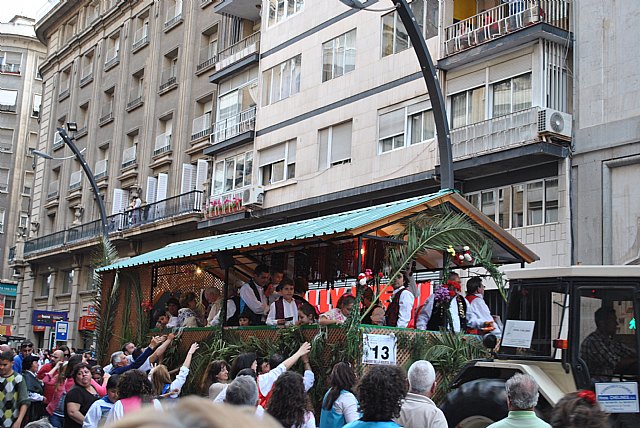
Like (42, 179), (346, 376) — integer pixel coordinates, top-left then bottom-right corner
(166, 316), (179, 328)
(466, 294), (501, 335)
(266, 299), (299, 326)
(392, 287), (415, 328)
(83, 397), (113, 428)
(330, 391), (360, 424)
(416, 294), (463, 332)
(210, 299), (237, 326)
(239, 281), (268, 316)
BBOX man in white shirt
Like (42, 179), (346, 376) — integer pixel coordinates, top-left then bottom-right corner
(266, 279), (298, 326)
(416, 273), (467, 332)
(396, 360), (447, 428)
(239, 264), (271, 325)
(385, 273), (415, 328)
(465, 277), (501, 336)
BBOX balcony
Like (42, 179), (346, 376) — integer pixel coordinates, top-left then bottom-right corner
(47, 180), (59, 200)
(196, 45), (218, 74)
(58, 88), (70, 101)
(94, 159), (108, 181)
(0, 103), (16, 113)
(99, 111), (113, 126)
(0, 142), (11, 153)
(132, 26), (149, 52)
(154, 132), (172, 156)
(442, 0), (571, 59)
(0, 63), (21, 75)
(214, 0), (261, 21)
(79, 68), (93, 86)
(204, 189), (247, 219)
(159, 68), (177, 93)
(210, 31), (260, 83)
(75, 125), (88, 138)
(69, 170), (83, 192)
(208, 106), (256, 154)
(191, 113), (213, 141)
(126, 95), (144, 111)
(164, 4), (183, 31)
(52, 133), (64, 150)
(104, 48), (120, 70)
(121, 146), (137, 169)
(24, 190), (204, 257)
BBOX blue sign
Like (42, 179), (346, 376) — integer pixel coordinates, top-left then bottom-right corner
(54, 321), (69, 342)
(32, 310), (68, 327)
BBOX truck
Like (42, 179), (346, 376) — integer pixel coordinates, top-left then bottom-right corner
(441, 266), (640, 427)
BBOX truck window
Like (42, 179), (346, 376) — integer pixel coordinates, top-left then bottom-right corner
(500, 283), (568, 359)
(578, 287), (638, 383)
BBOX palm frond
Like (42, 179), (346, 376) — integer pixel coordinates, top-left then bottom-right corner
(92, 236), (120, 361)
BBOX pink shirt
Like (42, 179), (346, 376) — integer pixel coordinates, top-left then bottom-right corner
(44, 376), (106, 415)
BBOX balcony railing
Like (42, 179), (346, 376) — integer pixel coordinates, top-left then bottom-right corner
(94, 159), (108, 180)
(53, 133), (64, 150)
(47, 180), (59, 200)
(197, 45), (218, 72)
(191, 113), (213, 141)
(69, 170), (83, 191)
(443, 0), (571, 56)
(0, 104), (16, 112)
(127, 95), (144, 110)
(0, 142), (12, 153)
(451, 107), (541, 159)
(25, 190), (203, 256)
(204, 189), (247, 219)
(99, 111), (113, 125)
(217, 31), (260, 65)
(58, 88), (70, 100)
(159, 67), (177, 92)
(76, 125), (88, 137)
(132, 25), (149, 50)
(154, 133), (172, 156)
(104, 47), (120, 68)
(211, 106), (256, 145)
(121, 146), (137, 169)
(8, 246), (15, 263)
(164, 4), (183, 29)
(0, 63), (21, 74)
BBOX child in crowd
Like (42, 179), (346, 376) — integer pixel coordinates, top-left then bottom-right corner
(319, 294), (356, 326)
(155, 312), (171, 330)
(298, 303), (318, 325)
(150, 343), (199, 399)
(266, 278), (298, 326)
(238, 312), (251, 327)
(0, 351), (29, 428)
(83, 374), (119, 428)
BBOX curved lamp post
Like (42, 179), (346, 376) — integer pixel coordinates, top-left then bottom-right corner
(339, 0), (454, 190)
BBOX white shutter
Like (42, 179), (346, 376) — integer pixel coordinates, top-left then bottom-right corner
(181, 163), (195, 193)
(446, 69), (486, 95)
(156, 173), (168, 201)
(146, 176), (157, 204)
(489, 55), (532, 84)
(111, 188), (129, 214)
(259, 143), (286, 167)
(330, 122), (352, 164)
(195, 159), (208, 191)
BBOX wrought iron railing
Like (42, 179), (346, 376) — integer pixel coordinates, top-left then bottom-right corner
(217, 31), (260, 63)
(132, 25), (149, 50)
(25, 190), (203, 256)
(197, 45), (218, 72)
(121, 146), (137, 169)
(127, 96), (143, 110)
(191, 113), (213, 141)
(211, 106), (256, 145)
(154, 133), (172, 156)
(443, 0), (571, 55)
(164, 4), (183, 29)
(0, 63), (21, 74)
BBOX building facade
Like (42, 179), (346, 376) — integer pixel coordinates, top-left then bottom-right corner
(15, 0), (579, 347)
(1, 16), (46, 334)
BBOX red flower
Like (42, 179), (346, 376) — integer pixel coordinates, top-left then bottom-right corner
(378, 272), (384, 278)
(448, 290), (456, 297)
(446, 280), (462, 293)
(577, 390), (597, 406)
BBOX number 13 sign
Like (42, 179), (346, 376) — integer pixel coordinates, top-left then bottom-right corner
(362, 333), (397, 365)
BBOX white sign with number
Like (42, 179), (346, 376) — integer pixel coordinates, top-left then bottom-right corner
(362, 333), (397, 365)
(501, 320), (536, 348)
(596, 382), (640, 413)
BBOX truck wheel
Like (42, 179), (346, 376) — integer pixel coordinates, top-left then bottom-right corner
(440, 379), (508, 428)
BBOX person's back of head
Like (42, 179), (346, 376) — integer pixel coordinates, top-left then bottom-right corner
(407, 360), (436, 396)
(225, 376), (258, 407)
(550, 391), (609, 428)
(235, 368), (257, 380)
(505, 373), (539, 411)
(268, 354), (284, 369)
(357, 365), (407, 421)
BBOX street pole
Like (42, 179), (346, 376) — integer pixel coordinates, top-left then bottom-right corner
(57, 128), (109, 241)
(391, 0), (454, 190)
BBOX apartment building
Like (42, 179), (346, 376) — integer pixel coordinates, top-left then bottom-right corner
(0, 16), (46, 335)
(15, 0), (576, 347)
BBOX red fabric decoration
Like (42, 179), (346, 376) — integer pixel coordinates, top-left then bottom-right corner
(577, 390), (597, 406)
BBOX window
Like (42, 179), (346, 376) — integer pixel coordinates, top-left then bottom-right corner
(409, 104), (435, 145)
(94, 148), (108, 180)
(0, 210), (4, 233)
(0, 128), (13, 153)
(165, 0), (183, 28)
(85, 1), (99, 27)
(64, 17), (77, 43)
(380, 100), (438, 153)
(268, 0), (304, 27)
(132, 11), (150, 50)
(197, 25), (218, 71)
(318, 121), (352, 169)
(492, 73), (532, 118)
(78, 102), (89, 134)
(61, 270), (73, 294)
(322, 30), (356, 82)
(122, 131), (139, 168)
(192, 95), (214, 140)
(80, 50), (94, 84)
(22, 172), (34, 195)
(160, 49), (179, 92)
(212, 152), (253, 194)
(105, 31), (120, 67)
(260, 140), (296, 185)
(379, 108), (405, 153)
(465, 178), (559, 228)
(40, 274), (51, 297)
(32, 94), (42, 118)
(128, 68), (144, 108)
(35, 57), (44, 80)
(0, 89), (18, 112)
(0, 50), (22, 74)
(4, 297), (15, 318)
(262, 55), (301, 106)
(0, 168), (8, 192)
(155, 116), (172, 155)
(99, 87), (115, 124)
(382, 0), (437, 57)
(451, 86), (486, 128)
(59, 67), (71, 98)
(214, 68), (258, 142)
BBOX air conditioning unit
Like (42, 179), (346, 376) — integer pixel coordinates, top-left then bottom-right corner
(242, 185), (264, 208)
(537, 108), (572, 140)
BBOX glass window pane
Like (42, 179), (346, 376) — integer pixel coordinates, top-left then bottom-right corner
(334, 35), (345, 78)
(481, 191), (496, 221)
(381, 137), (393, 153)
(322, 40), (333, 82)
(513, 73), (532, 112)
(382, 13), (395, 57)
(512, 184), (524, 227)
(244, 152), (253, 186)
(527, 181), (544, 225)
(467, 193), (480, 210)
(395, 14), (409, 53)
(292, 55), (301, 95)
(498, 187), (510, 229)
(345, 30), (356, 74)
(451, 93), (467, 128)
(271, 160), (285, 182)
(493, 80), (511, 117)
(469, 87), (486, 124)
(393, 135), (404, 149)
(287, 0), (295, 18)
(545, 179), (559, 223)
(410, 112), (422, 145)
(287, 162), (295, 179)
(224, 158), (234, 191)
(213, 161), (224, 194)
(235, 154), (245, 189)
(422, 110), (435, 140)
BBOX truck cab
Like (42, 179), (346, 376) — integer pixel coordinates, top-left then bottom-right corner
(441, 266), (640, 427)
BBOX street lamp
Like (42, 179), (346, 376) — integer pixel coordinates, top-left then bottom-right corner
(34, 127), (109, 241)
(338, 0), (454, 190)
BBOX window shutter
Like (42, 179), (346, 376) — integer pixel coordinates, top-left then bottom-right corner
(111, 188), (129, 214)
(446, 69), (486, 95)
(330, 121), (352, 164)
(156, 173), (168, 201)
(318, 128), (329, 170)
(489, 55), (532, 84)
(195, 159), (208, 191)
(258, 143), (286, 167)
(146, 176), (157, 204)
(181, 163), (195, 193)
(378, 109), (404, 139)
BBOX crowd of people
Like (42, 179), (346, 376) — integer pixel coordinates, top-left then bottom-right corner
(0, 334), (616, 428)
(152, 264), (501, 337)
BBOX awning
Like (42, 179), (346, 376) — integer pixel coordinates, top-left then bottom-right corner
(98, 189), (538, 272)
(0, 283), (17, 297)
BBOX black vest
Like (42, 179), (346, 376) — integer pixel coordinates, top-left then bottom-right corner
(385, 287), (407, 327)
(241, 280), (266, 325)
(226, 296), (241, 326)
(426, 294), (468, 331)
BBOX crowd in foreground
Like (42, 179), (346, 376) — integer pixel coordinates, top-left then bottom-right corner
(0, 334), (615, 428)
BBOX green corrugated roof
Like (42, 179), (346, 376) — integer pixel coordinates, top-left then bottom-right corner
(97, 190), (453, 272)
